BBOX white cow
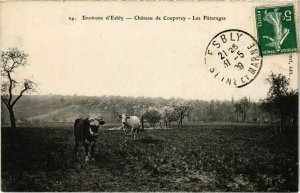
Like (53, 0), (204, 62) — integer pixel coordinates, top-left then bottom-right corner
(118, 113), (141, 141)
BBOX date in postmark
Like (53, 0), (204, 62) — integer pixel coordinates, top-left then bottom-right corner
(205, 29), (263, 88)
(255, 4), (298, 55)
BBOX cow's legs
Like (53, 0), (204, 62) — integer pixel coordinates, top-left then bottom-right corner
(90, 141), (96, 161)
(133, 129), (136, 141)
(125, 129), (130, 142)
(133, 129), (138, 141)
(83, 140), (90, 162)
(74, 139), (79, 156)
(132, 129), (136, 141)
(130, 128), (134, 141)
(124, 130), (128, 142)
(136, 128), (139, 140)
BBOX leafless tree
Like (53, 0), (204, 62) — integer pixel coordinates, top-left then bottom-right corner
(172, 102), (193, 129)
(160, 106), (178, 128)
(239, 97), (250, 122)
(1, 48), (37, 128)
(233, 103), (243, 122)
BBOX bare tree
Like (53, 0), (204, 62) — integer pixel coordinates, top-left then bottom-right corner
(160, 106), (178, 128)
(233, 103), (243, 122)
(239, 97), (250, 122)
(1, 48), (37, 128)
(172, 102), (193, 129)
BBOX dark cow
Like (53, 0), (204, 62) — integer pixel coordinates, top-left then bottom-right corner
(74, 117), (105, 162)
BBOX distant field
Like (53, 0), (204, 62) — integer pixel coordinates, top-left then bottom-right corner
(0, 121), (272, 129)
(0, 122), (121, 129)
(1, 124), (298, 191)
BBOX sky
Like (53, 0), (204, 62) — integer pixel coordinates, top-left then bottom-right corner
(0, 1), (298, 102)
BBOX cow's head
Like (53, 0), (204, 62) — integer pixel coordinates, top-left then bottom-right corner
(88, 117), (105, 137)
(118, 113), (130, 127)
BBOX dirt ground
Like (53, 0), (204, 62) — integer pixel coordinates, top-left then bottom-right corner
(1, 124), (298, 191)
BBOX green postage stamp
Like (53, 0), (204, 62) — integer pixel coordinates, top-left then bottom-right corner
(255, 4), (298, 55)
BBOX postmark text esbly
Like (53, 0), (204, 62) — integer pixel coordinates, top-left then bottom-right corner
(205, 29), (263, 88)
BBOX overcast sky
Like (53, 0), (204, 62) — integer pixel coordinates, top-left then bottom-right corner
(1, 2), (298, 102)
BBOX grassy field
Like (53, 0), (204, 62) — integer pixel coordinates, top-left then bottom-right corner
(1, 124), (298, 192)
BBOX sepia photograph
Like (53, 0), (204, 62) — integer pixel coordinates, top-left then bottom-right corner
(0, 1), (299, 192)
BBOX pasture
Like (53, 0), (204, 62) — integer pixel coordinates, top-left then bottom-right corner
(1, 123), (298, 192)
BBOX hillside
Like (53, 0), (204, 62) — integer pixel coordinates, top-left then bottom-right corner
(1, 95), (270, 124)
(1, 95), (168, 123)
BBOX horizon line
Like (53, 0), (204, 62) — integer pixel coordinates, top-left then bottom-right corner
(19, 93), (261, 102)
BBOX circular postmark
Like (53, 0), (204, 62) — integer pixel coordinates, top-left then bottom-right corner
(205, 29), (263, 88)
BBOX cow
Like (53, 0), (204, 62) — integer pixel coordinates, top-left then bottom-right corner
(118, 113), (141, 142)
(74, 117), (105, 162)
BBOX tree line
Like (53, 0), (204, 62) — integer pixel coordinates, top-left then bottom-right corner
(1, 48), (298, 131)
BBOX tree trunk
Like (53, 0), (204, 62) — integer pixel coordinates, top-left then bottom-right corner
(178, 114), (183, 129)
(292, 114), (298, 130)
(280, 115), (286, 132)
(141, 116), (144, 131)
(177, 120), (180, 129)
(8, 107), (16, 128)
(180, 118), (183, 129)
(283, 116), (287, 132)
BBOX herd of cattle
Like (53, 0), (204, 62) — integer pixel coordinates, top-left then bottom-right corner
(74, 113), (141, 162)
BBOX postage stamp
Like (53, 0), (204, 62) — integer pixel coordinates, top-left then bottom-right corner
(255, 4), (298, 55)
(205, 29), (263, 88)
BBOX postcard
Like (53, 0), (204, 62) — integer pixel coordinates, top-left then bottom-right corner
(0, 1), (298, 192)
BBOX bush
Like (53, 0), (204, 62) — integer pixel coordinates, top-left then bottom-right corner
(143, 107), (161, 127)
